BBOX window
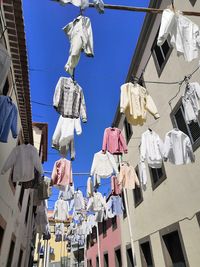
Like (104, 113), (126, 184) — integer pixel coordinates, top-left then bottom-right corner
(133, 166), (143, 207)
(9, 168), (16, 194)
(87, 259), (92, 267)
(124, 118), (133, 143)
(17, 249), (23, 267)
(189, 0), (197, 6)
(112, 216), (117, 231)
(121, 191), (127, 218)
(140, 241), (154, 267)
(171, 100), (200, 151)
(115, 248), (122, 267)
(149, 162), (167, 190)
(161, 230), (187, 267)
(6, 235), (16, 267)
(96, 256), (99, 267)
(152, 33), (172, 76)
(0, 215), (6, 253)
(25, 196), (30, 224)
(126, 246), (134, 267)
(2, 78), (10, 96)
(104, 253), (109, 267)
(18, 186), (25, 209)
(102, 219), (107, 237)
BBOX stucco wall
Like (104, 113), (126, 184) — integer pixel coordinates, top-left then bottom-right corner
(87, 217), (122, 267)
(117, 0), (200, 266)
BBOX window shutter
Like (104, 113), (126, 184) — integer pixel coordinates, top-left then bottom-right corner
(188, 121), (200, 143)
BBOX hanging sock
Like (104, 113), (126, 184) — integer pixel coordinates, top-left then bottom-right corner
(63, 16), (94, 76)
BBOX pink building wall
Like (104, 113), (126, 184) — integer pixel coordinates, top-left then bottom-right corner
(86, 217), (122, 267)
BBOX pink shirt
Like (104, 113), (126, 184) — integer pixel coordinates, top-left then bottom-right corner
(51, 158), (73, 191)
(111, 175), (121, 195)
(118, 163), (140, 190)
(102, 127), (128, 154)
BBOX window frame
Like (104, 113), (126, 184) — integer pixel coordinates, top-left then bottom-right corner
(102, 219), (107, 238)
(189, 0), (197, 6)
(159, 222), (189, 267)
(139, 236), (155, 267)
(0, 214), (7, 253)
(152, 33), (173, 77)
(25, 195), (31, 224)
(133, 166), (143, 207)
(126, 244), (134, 267)
(114, 246), (122, 267)
(111, 216), (117, 231)
(149, 162), (167, 190)
(103, 251), (109, 267)
(170, 98), (200, 152)
(196, 211), (200, 228)
(6, 234), (16, 267)
(121, 191), (127, 219)
(124, 118), (133, 144)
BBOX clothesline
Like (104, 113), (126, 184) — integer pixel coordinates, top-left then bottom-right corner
(50, 1), (200, 17)
(31, 65), (200, 108)
(44, 171), (90, 175)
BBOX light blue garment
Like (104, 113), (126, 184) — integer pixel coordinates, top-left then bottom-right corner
(107, 195), (124, 218)
(0, 96), (18, 142)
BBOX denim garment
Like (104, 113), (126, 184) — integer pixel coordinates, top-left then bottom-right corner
(0, 96), (18, 142)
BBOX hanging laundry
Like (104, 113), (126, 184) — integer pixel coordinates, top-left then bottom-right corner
(138, 161), (147, 186)
(0, 43), (11, 93)
(93, 0), (104, 14)
(87, 176), (93, 197)
(53, 77), (87, 121)
(157, 9), (200, 62)
(59, 184), (74, 201)
(163, 128), (195, 165)
(0, 96), (18, 143)
(55, 223), (65, 242)
(102, 127), (128, 154)
(37, 176), (52, 200)
(51, 158), (73, 191)
(120, 82), (160, 125)
(62, 16), (94, 75)
(90, 151), (119, 187)
(35, 200), (49, 235)
(182, 82), (200, 124)
(118, 162), (140, 190)
(1, 143), (43, 182)
(87, 191), (106, 222)
(19, 169), (42, 189)
(86, 214), (96, 235)
(111, 175), (121, 195)
(53, 0), (89, 9)
(52, 116), (82, 160)
(106, 195), (124, 218)
(140, 129), (164, 168)
(74, 190), (85, 211)
(53, 198), (69, 221)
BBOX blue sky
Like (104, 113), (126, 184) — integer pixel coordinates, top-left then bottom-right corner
(22, 0), (150, 209)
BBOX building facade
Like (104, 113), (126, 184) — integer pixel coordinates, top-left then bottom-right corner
(0, 1), (48, 266)
(113, 0), (200, 266)
(87, 216), (122, 267)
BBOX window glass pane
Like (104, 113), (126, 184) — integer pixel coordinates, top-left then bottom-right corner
(161, 40), (170, 58)
(140, 241), (153, 267)
(188, 120), (200, 143)
(115, 249), (122, 267)
(162, 231), (186, 266)
(0, 226), (4, 251)
(6, 239), (15, 267)
(174, 108), (190, 138)
(154, 46), (164, 68)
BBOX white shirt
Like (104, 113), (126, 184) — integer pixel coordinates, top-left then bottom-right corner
(157, 9), (200, 62)
(90, 151), (119, 178)
(140, 130), (164, 168)
(1, 144), (43, 182)
(54, 198), (69, 221)
(163, 129), (195, 165)
(182, 82), (200, 124)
